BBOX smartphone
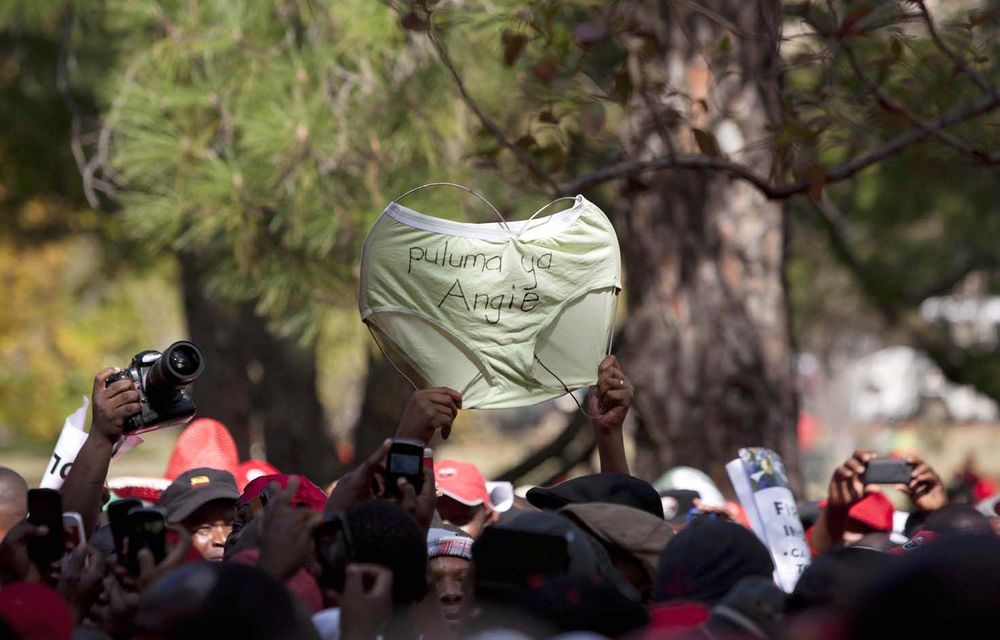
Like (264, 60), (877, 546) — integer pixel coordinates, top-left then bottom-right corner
(27, 488), (65, 568)
(686, 508), (719, 526)
(314, 514), (353, 590)
(863, 458), (914, 485)
(63, 512), (86, 549)
(108, 498), (143, 556)
(125, 509), (166, 576)
(386, 438), (424, 496)
(473, 527), (572, 600)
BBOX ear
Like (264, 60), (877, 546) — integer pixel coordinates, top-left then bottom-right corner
(487, 509), (500, 526)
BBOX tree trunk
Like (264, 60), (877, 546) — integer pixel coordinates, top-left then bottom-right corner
(352, 348), (414, 462)
(619, 1), (799, 491)
(180, 256), (341, 484)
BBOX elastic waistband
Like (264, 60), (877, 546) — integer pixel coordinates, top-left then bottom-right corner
(383, 194), (590, 241)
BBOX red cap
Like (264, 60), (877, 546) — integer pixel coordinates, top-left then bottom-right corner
(645, 602), (711, 639)
(889, 530), (942, 555)
(848, 493), (894, 532)
(165, 418), (240, 480)
(0, 583), (73, 640)
(235, 459), (281, 492)
(238, 474), (327, 511)
(434, 460), (491, 509)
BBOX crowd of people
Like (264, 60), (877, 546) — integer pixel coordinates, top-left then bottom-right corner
(0, 355), (998, 639)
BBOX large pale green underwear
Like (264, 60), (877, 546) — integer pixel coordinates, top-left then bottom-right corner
(359, 194), (621, 409)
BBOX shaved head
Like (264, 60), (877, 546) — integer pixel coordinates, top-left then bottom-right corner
(0, 467), (28, 541)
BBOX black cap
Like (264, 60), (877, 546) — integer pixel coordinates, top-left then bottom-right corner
(158, 467), (239, 524)
(526, 473), (664, 519)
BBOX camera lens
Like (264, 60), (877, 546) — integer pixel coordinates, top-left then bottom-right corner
(144, 341), (205, 397)
(169, 345), (200, 376)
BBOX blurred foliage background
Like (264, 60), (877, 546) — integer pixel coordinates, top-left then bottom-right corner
(1, 0), (998, 492)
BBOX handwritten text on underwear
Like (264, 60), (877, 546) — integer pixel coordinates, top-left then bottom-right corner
(406, 242), (553, 325)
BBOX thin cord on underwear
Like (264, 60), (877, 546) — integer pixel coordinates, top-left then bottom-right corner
(533, 355), (602, 420)
(391, 182), (513, 236)
(366, 324), (419, 392)
(515, 195), (580, 240)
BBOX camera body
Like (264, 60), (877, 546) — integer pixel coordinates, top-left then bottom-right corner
(104, 341), (205, 435)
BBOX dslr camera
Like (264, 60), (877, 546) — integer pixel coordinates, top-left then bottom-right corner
(104, 341), (205, 435)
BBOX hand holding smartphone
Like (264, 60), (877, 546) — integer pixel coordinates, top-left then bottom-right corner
(125, 509), (166, 576)
(862, 458), (914, 485)
(108, 498), (143, 556)
(26, 488), (65, 569)
(385, 438), (425, 496)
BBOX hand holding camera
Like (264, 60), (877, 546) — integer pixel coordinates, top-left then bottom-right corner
(91, 369), (142, 445)
(99, 341), (205, 437)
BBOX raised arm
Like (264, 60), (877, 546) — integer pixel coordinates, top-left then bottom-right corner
(808, 450), (876, 556)
(61, 369), (140, 533)
(588, 355), (633, 475)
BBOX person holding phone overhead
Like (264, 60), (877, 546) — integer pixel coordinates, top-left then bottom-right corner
(807, 450), (948, 555)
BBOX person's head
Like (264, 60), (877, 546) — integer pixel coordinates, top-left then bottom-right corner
(526, 473), (664, 519)
(135, 561), (318, 639)
(0, 468), (27, 542)
(922, 504), (993, 537)
(787, 546), (895, 614)
(158, 467), (239, 561)
(559, 502), (675, 603)
(434, 460), (496, 539)
(345, 500), (428, 606)
(653, 520), (774, 606)
(426, 526), (474, 629)
(225, 474), (326, 558)
(847, 535), (1000, 638)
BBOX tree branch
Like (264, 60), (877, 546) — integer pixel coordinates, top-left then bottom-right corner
(559, 88), (1000, 199)
(841, 40), (1000, 164)
(915, 0), (995, 96)
(424, 17), (560, 193)
(497, 410), (589, 484)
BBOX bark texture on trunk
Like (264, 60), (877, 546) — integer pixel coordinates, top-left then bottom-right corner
(180, 256), (340, 484)
(619, 1), (799, 490)
(352, 349), (414, 463)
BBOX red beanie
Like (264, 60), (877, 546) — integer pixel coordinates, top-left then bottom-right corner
(0, 583), (73, 640)
(165, 418), (241, 480)
(847, 493), (894, 532)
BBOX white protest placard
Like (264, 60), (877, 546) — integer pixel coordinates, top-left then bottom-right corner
(40, 396), (144, 489)
(726, 447), (810, 592)
(40, 396), (90, 489)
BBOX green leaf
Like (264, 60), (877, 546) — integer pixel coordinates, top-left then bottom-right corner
(539, 109), (559, 124)
(579, 102), (606, 135)
(501, 29), (529, 67)
(717, 34), (731, 54)
(692, 128), (721, 157)
(890, 37), (903, 60)
(399, 12), (427, 32)
(532, 56), (559, 85)
(612, 69), (632, 103)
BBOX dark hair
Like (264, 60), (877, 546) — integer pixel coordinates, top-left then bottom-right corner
(136, 562), (317, 639)
(922, 504), (993, 537)
(787, 546), (894, 613)
(653, 520), (774, 605)
(847, 535), (1000, 638)
(346, 500), (428, 605)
